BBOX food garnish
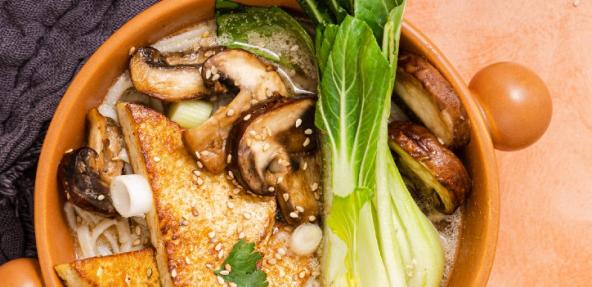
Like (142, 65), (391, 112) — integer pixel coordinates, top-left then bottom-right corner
(215, 240), (268, 287)
(168, 99), (213, 129)
(110, 174), (154, 218)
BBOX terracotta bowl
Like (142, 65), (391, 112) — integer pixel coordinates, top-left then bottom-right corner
(5, 0), (553, 286)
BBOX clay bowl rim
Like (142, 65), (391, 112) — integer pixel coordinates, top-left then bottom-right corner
(34, 0), (499, 286)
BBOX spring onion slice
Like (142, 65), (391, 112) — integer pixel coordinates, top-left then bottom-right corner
(110, 175), (153, 218)
(168, 99), (213, 129)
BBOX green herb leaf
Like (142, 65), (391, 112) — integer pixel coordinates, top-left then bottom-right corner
(214, 240), (268, 287)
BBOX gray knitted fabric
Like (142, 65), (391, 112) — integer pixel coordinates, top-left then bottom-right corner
(0, 0), (157, 264)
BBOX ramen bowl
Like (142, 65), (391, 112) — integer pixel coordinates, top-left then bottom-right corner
(2, 0), (553, 285)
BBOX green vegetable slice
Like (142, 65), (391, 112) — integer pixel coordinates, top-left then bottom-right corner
(214, 239), (268, 287)
(167, 100), (212, 129)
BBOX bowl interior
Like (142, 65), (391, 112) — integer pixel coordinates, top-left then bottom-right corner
(34, 0), (499, 286)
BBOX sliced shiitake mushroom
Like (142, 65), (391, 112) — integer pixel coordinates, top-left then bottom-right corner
(58, 147), (116, 216)
(87, 108), (124, 184)
(395, 52), (470, 148)
(228, 97), (320, 225)
(183, 49), (289, 173)
(388, 121), (471, 214)
(129, 47), (207, 101)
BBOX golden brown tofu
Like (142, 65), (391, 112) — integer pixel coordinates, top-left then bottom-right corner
(54, 249), (160, 287)
(117, 103), (276, 286)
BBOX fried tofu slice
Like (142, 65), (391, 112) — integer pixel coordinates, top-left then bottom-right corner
(117, 103), (276, 286)
(54, 249), (159, 287)
(260, 224), (321, 286)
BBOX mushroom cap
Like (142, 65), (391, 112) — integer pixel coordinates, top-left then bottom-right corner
(129, 47), (208, 101)
(58, 147), (117, 216)
(388, 121), (471, 214)
(395, 52), (470, 149)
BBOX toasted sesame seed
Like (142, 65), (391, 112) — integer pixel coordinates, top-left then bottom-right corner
(262, 142), (270, 151)
(295, 118), (302, 128)
(218, 250), (225, 259)
(268, 258), (277, 265)
(243, 114), (252, 121)
(314, 192), (320, 200)
(208, 231), (216, 239)
(279, 269), (286, 277)
(239, 232), (245, 239)
(233, 188), (241, 195)
(305, 128), (313, 135)
(197, 161), (204, 168)
(268, 186), (275, 192)
(277, 176), (284, 184)
(147, 268), (153, 278)
(215, 243), (223, 251)
(249, 130), (257, 136)
(195, 151), (201, 159)
(274, 253), (283, 260)
(243, 212), (252, 219)
(97, 194), (105, 201)
(206, 263), (214, 269)
(193, 170), (201, 177)
(192, 207), (199, 217)
(135, 226), (141, 235)
(302, 162), (308, 170)
(96, 267), (103, 276)
(303, 137), (310, 147)
(226, 109), (235, 117)
(289, 211), (299, 218)
(225, 264), (232, 271)
(171, 268), (177, 278)
(282, 193), (289, 201)
(312, 271), (321, 277)
(219, 270), (230, 275)
(153, 156), (161, 162)
(227, 154), (232, 164)
(217, 276), (225, 284)
(311, 182), (319, 191)
(205, 69), (212, 79)
(250, 99), (258, 106)
(278, 247), (287, 256)
(227, 201), (234, 209)
(299, 271), (306, 278)
(309, 215), (317, 222)
(125, 274), (131, 283)
(296, 206), (305, 212)
(211, 73), (220, 81)
(196, 177), (204, 185)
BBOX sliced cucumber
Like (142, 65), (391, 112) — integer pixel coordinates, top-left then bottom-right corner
(168, 100), (213, 129)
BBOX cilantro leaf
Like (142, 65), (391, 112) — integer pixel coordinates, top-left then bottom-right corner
(214, 240), (268, 287)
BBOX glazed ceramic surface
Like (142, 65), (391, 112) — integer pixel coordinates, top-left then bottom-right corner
(33, 0), (514, 286)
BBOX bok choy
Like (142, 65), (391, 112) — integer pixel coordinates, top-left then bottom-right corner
(308, 0), (445, 286)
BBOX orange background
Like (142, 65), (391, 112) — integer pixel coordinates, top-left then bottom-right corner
(406, 1), (592, 286)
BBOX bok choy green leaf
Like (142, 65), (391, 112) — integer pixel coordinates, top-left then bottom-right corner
(311, 0), (445, 286)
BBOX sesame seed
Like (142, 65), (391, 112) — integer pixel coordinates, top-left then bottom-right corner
(302, 162), (308, 170)
(206, 263), (214, 270)
(218, 250), (225, 259)
(135, 226), (141, 235)
(277, 176), (284, 184)
(299, 271), (306, 278)
(197, 161), (204, 169)
(268, 186), (275, 192)
(153, 156), (161, 162)
(171, 268), (177, 278)
(195, 151), (201, 159)
(208, 231), (216, 239)
(227, 154), (232, 164)
(277, 248), (287, 256)
(217, 276), (225, 284)
(305, 128), (313, 135)
(185, 256), (191, 264)
(97, 194), (105, 201)
(289, 211), (299, 218)
(147, 268), (153, 278)
(243, 114), (252, 121)
(215, 243), (223, 251)
(250, 99), (258, 106)
(225, 264), (232, 271)
(243, 212), (252, 219)
(279, 269), (286, 277)
(229, 283), (238, 287)
(296, 206), (305, 212)
(291, 45), (299, 51)
(133, 239), (141, 246)
(192, 207), (199, 217)
(268, 258), (277, 265)
(193, 170), (201, 177)
(275, 253), (283, 260)
(309, 215), (317, 222)
(227, 201), (234, 209)
(212, 73), (220, 81)
(233, 188), (241, 195)
(96, 267), (103, 276)
(282, 193), (289, 201)
(314, 192), (320, 200)
(226, 109), (235, 117)
(125, 274), (131, 283)
(202, 31), (210, 38)
(196, 177), (204, 185)
(219, 270), (230, 275)
(65, 148), (74, 153)
(295, 118), (302, 128)
(205, 69), (212, 79)
(239, 232), (245, 239)
(311, 182), (319, 191)
(262, 142), (270, 151)
(303, 137), (310, 147)
(249, 130), (257, 136)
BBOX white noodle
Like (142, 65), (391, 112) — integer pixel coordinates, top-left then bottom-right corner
(116, 220), (131, 244)
(91, 219), (117, 242)
(77, 224), (95, 259)
(64, 202), (77, 231)
(103, 229), (120, 254)
(97, 245), (112, 257)
(73, 206), (102, 225)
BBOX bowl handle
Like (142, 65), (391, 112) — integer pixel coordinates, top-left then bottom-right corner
(469, 62), (552, 151)
(0, 258), (43, 286)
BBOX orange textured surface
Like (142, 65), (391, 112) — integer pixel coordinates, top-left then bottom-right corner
(406, 1), (592, 286)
